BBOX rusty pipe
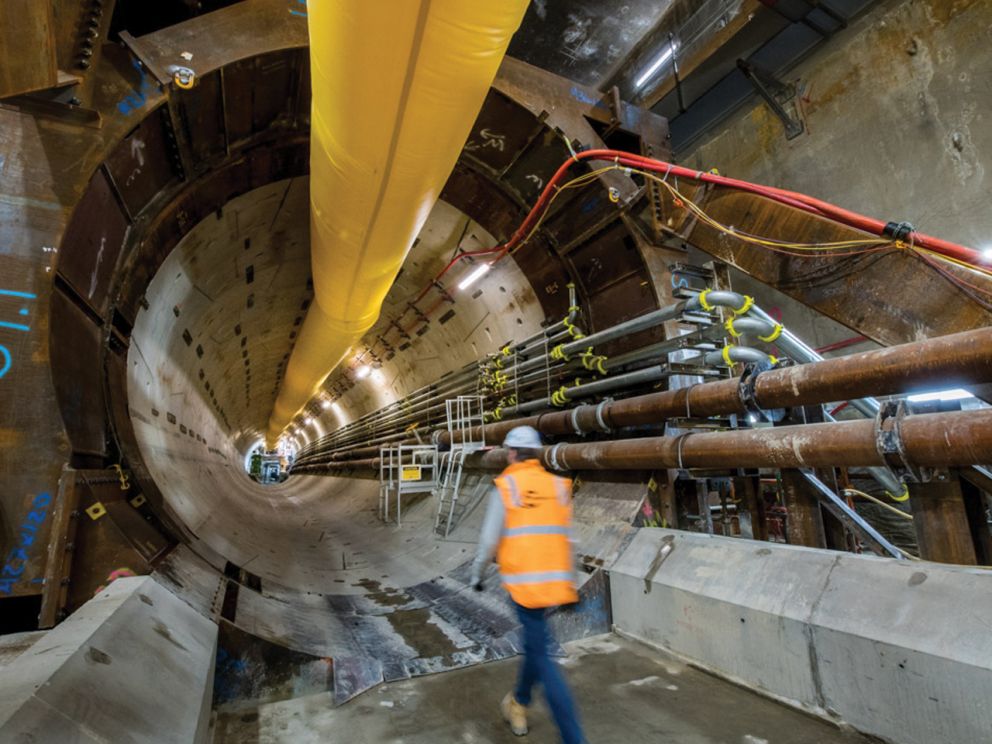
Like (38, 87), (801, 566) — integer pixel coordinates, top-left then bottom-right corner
(311, 409), (992, 474)
(545, 409), (992, 471)
(436, 326), (992, 446)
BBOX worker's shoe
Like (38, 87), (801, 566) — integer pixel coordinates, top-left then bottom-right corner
(501, 692), (528, 736)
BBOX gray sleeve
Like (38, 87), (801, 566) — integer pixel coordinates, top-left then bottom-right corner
(470, 488), (504, 585)
(569, 515), (582, 587)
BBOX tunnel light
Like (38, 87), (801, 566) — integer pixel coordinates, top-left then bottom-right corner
(331, 401), (342, 414)
(321, 399), (331, 409)
(355, 365), (371, 380)
(457, 263), (490, 291)
(907, 388), (973, 403)
(982, 247), (992, 263)
(304, 417), (313, 425)
(634, 39), (679, 89)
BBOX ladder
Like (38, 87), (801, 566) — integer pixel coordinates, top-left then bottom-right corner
(433, 396), (486, 537)
(378, 443), (438, 527)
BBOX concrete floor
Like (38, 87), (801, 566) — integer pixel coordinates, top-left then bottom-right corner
(211, 634), (871, 744)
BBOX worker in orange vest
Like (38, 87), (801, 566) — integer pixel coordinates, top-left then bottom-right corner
(470, 425), (584, 743)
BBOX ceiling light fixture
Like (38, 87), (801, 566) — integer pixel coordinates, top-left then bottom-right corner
(355, 365), (371, 380)
(457, 263), (491, 291)
(907, 388), (973, 403)
(634, 38), (679, 89)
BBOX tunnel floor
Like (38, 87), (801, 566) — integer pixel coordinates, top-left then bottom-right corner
(210, 634), (871, 743)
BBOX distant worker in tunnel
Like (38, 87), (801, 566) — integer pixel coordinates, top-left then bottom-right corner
(470, 425), (585, 743)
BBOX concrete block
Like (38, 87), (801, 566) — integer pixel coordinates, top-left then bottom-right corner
(610, 529), (833, 708)
(0, 575), (219, 744)
(810, 555), (992, 744)
(610, 529), (992, 744)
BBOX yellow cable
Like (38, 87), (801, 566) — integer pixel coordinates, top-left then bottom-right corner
(844, 488), (913, 519)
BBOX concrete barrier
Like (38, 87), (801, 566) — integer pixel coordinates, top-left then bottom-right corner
(610, 529), (992, 744)
(0, 575), (218, 743)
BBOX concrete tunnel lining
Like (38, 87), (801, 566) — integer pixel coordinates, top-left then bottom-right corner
(126, 177), (548, 596)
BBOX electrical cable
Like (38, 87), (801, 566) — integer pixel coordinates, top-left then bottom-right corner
(843, 488), (914, 520)
(324, 148), (992, 395)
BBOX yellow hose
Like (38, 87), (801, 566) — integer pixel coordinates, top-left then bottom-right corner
(266, 0), (529, 445)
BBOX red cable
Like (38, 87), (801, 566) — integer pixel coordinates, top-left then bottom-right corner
(815, 336), (868, 354)
(371, 148), (986, 356)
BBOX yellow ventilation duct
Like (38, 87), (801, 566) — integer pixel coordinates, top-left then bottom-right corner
(266, 0), (530, 445)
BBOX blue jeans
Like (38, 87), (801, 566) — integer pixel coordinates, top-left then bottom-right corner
(513, 602), (585, 744)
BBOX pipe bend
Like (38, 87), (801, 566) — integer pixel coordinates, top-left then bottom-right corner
(703, 290), (750, 312)
(727, 316), (778, 339)
(704, 345), (775, 367)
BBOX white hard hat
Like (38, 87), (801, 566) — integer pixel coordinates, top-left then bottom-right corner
(503, 425), (542, 449)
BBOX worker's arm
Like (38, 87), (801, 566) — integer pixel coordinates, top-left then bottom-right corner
(469, 487), (504, 589)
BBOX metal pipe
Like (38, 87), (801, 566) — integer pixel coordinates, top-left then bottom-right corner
(710, 297), (898, 495)
(437, 326), (992, 446)
(304, 325), (992, 467)
(306, 409), (992, 474)
(561, 298), (697, 356)
(307, 293), (690, 457)
(727, 316), (778, 339)
(703, 346), (774, 367)
(544, 409), (992, 471)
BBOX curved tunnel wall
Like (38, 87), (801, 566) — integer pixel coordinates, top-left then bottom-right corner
(17, 23), (670, 620)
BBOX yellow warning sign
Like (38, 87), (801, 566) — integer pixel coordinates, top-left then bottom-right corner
(401, 466), (422, 482)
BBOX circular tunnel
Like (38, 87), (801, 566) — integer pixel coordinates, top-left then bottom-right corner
(47, 47), (665, 679)
(4, 4), (990, 741)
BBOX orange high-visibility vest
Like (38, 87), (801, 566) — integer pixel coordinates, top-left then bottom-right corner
(495, 459), (578, 609)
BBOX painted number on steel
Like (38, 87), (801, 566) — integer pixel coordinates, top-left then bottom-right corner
(0, 288), (37, 380)
(0, 492), (52, 595)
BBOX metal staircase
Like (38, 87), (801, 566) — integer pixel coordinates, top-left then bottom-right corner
(434, 396), (486, 537)
(378, 443), (439, 526)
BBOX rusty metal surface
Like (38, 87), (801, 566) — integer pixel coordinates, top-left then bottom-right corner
(665, 186), (992, 345)
(909, 477), (980, 565)
(0, 0), (310, 606)
(0, 0), (58, 99)
(120, 0), (306, 85)
(542, 409), (992, 471)
(39, 467), (81, 627)
(48, 289), (108, 456)
(56, 168), (130, 316)
(103, 106), (180, 218)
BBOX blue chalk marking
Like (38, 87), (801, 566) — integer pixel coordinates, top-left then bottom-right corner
(569, 86), (608, 110)
(0, 346), (10, 378)
(19, 308), (28, 315)
(0, 289), (37, 299)
(289, 8), (307, 16)
(0, 492), (51, 594)
(0, 320), (30, 332)
(116, 58), (154, 116)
